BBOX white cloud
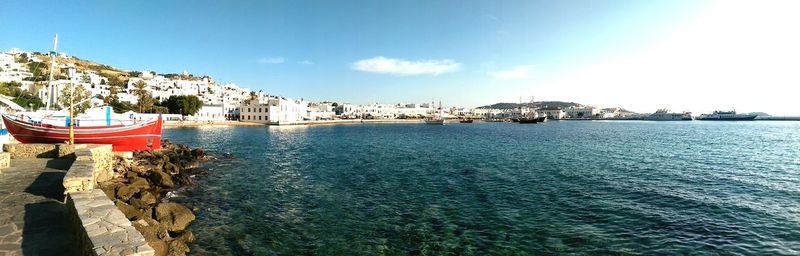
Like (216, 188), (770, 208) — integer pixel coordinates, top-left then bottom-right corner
(298, 60), (313, 65)
(490, 65), (535, 80)
(351, 56), (461, 76)
(257, 57), (285, 64)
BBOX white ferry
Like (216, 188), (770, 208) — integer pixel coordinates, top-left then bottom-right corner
(644, 109), (693, 121)
(697, 110), (757, 121)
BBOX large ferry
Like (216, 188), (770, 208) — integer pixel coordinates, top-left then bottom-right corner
(697, 110), (757, 121)
(644, 109), (693, 121)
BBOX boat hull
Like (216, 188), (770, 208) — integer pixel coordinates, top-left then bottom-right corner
(697, 116), (757, 121)
(518, 118), (538, 124)
(424, 119), (445, 125)
(2, 114), (162, 152)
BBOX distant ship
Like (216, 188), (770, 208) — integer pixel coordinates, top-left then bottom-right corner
(425, 101), (446, 125)
(697, 110), (757, 121)
(644, 109), (693, 121)
(517, 96), (545, 124)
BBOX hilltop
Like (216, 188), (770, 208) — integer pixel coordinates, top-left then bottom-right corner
(477, 101), (584, 109)
(20, 52), (206, 83)
(477, 101), (637, 113)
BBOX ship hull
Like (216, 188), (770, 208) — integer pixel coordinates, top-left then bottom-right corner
(424, 119), (445, 125)
(518, 118), (538, 124)
(2, 114), (162, 151)
(697, 116), (757, 121)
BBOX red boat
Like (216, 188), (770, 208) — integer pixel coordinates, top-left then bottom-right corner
(2, 114), (163, 152)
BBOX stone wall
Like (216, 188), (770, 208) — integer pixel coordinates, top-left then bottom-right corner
(67, 190), (155, 255)
(0, 152), (9, 172)
(63, 145), (114, 193)
(61, 144), (155, 256)
(2, 143), (59, 158)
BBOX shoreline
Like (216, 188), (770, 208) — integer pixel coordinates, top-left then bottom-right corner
(163, 117), (800, 128)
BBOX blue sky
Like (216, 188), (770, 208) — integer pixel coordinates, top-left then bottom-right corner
(2, 0), (799, 114)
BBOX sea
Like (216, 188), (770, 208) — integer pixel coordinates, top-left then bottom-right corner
(162, 121), (800, 255)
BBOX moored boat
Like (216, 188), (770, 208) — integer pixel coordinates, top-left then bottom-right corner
(425, 101), (446, 125)
(2, 113), (163, 151)
(697, 110), (757, 121)
(424, 118), (445, 125)
(644, 109), (693, 121)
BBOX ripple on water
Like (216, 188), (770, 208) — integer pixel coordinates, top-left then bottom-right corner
(165, 121), (800, 255)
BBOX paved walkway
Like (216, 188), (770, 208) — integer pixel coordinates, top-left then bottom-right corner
(0, 158), (81, 256)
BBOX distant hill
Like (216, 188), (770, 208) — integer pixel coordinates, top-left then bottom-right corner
(477, 101), (639, 113)
(477, 101), (584, 110)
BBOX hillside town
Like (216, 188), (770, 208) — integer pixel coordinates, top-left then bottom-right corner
(0, 48), (634, 125)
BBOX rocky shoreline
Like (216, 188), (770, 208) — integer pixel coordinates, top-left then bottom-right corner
(97, 140), (211, 256)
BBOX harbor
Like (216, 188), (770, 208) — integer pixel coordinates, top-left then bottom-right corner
(2, 0), (799, 255)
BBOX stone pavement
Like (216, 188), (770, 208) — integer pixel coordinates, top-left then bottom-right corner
(0, 158), (81, 256)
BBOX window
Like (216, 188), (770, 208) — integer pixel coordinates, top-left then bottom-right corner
(258, 116), (262, 120)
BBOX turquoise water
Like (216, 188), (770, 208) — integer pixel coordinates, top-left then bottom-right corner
(164, 121), (800, 255)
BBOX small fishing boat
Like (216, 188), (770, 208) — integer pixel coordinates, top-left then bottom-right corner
(2, 112), (163, 152)
(1, 34), (164, 152)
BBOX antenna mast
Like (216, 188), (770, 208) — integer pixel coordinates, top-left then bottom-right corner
(46, 34), (58, 111)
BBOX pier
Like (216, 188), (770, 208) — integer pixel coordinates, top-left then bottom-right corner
(0, 144), (155, 256)
(0, 157), (79, 255)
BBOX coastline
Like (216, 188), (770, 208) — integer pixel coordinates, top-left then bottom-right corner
(163, 119), (425, 128)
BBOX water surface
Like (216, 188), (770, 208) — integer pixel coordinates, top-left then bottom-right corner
(164, 121), (800, 255)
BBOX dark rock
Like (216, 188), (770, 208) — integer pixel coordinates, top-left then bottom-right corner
(155, 203), (195, 232)
(168, 239), (190, 256)
(140, 191), (157, 205)
(175, 231), (194, 244)
(129, 163), (145, 174)
(116, 184), (140, 201)
(115, 201), (147, 221)
(148, 170), (175, 188)
(191, 148), (205, 159)
(165, 162), (181, 175)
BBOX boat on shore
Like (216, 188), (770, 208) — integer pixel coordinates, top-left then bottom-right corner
(2, 110), (163, 151)
(697, 110), (757, 121)
(644, 109), (693, 121)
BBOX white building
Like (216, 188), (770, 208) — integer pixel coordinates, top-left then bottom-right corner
(192, 105), (225, 121)
(537, 108), (567, 119)
(239, 96), (308, 124)
(565, 107), (599, 119)
(308, 102), (335, 120)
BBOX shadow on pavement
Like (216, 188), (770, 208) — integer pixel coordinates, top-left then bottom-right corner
(22, 202), (81, 256)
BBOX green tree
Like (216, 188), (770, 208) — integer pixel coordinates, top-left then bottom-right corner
(132, 81), (156, 113)
(160, 95), (202, 116)
(57, 84), (92, 114)
(25, 62), (48, 81)
(110, 101), (133, 113)
(244, 91), (258, 105)
(0, 81), (23, 97)
(16, 53), (28, 63)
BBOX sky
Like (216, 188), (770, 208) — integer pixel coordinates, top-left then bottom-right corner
(1, 0), (799, 115)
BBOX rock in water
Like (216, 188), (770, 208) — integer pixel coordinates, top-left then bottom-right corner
(149, 170), (175, 188)
(155, 203), (196, 232)
(191, 148), (205, 159)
